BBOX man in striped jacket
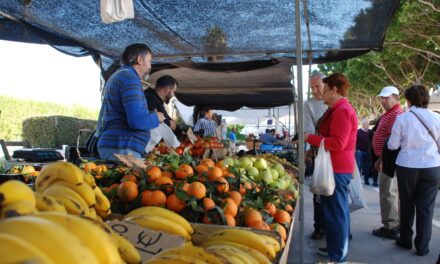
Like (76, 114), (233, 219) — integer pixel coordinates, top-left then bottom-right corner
(97, 44), (165, 161)
(371, 86), (403, 239)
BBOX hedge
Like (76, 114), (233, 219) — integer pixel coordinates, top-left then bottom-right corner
(22, 116), (97, 148)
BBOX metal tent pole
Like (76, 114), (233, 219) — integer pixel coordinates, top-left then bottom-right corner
(294, 0), (305, 263)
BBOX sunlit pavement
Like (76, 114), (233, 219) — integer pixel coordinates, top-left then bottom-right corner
(288, 182), (440, 264)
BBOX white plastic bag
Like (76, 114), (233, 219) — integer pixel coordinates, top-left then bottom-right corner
(349, 161), (367, 212)
(310, 140), (335, 196)
(101, 0), (134, 24)
(145, 123), (180, 153)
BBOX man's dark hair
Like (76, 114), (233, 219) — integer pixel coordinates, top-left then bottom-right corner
(121, 43), (152, 65)
(404, 85), (429, 108)
(156, 75), (178, 89)
(200, 107), (212, 117)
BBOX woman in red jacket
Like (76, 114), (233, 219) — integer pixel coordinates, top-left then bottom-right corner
(305, 73), (358, 263)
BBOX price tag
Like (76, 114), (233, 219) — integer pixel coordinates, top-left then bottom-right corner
(186, 128), (197, 144)
(108, 219), (186, 261)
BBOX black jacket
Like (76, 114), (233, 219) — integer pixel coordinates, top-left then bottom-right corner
(144, 88), (172, 127)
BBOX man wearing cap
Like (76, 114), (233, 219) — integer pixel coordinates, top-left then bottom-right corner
(371, 86), (403, 239)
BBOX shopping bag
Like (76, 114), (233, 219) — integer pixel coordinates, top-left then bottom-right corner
(349, 161), (367, 212)
(310, 140), (335, 196)
(145, 123), (181, 153)
(101, 0), (134, 24)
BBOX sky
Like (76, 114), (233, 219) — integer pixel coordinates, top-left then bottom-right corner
(0, 40), (102, 110)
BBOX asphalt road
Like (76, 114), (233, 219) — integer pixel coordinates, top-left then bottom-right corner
(287, 181), (440, 263)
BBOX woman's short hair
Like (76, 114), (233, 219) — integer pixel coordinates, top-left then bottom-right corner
(121, 43), (152, 65)
(404, 85), (430, 108)
(322, 73), (350, 97)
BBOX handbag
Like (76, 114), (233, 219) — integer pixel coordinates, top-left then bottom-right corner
(310, 140), (335, 196)
(349, 160), (367, 212)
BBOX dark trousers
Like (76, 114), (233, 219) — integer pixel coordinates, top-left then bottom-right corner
(355, 150), (371, 183)
(396, 165), (440, 255)
(313, 194), (325, 232)
(322, 173), (352, 262)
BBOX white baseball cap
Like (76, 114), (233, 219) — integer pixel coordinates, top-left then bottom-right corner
(378, 86), (399, 97)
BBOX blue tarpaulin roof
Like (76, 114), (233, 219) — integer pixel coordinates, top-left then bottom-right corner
(0, 0), (400, 109)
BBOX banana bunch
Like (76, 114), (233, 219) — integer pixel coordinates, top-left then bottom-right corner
(35, 161), (111, 220)
(146, 243), (226, 264)
(202, 229), (280, 261)
(0, 180), (37, 218)
(124, 206), (193, 241)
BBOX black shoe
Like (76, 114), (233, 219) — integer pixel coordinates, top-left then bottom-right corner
(395, 238), (412, 250)
(415, 250), (429, 256)
(372, 227), (399, 239)
(311, 230), (325, 240)
(317, 247), (328, 257)
(373, 182), (378, 187)
(364, 182), (370, 185)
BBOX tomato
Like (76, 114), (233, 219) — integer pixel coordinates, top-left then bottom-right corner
(175, 148), (184, 155)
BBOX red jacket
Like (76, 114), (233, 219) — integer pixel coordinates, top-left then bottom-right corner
(307, 98), (358, 173)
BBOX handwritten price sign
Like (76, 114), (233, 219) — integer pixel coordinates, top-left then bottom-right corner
(108, 220), (185, 261)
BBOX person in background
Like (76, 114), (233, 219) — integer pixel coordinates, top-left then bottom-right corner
(144, 75), (180, 136)
(97, 43), (165, 161)
(304, 72), (328, 240)
(305, 73), (357, 263)
(194, 108), (217, 137)
(356, 118), (372, 185)
(372, 86), (403, 240)
(228, 127), (237, 142)
(260, 128), (277, 144)
(387, 85), (440, 256)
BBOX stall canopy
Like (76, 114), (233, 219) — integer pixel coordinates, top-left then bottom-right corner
(0, 0), (399, 109)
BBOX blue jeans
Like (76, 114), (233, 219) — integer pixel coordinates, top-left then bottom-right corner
(321, 173), (351, 262)
(355, 150), (371, 183)
(98, 148), (143, 161)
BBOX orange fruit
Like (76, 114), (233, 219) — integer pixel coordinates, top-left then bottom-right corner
(94, 164), (108, 174)
(215, 160), (224, 169)
(154, 177), (174, 186)
(181, 182), (190, 192)
(145, 190), (167, 207)
(223, 198), (238, 217)
(175, 164), (194, 179)
(201, 159), (215, 169)
(264, 202), (277, 216)
(187, 181), (206, 199)
(244, 208), (263, 227)
(141, 190), (153, 206)
(161, 171), (174, 178)
(224, 214), (236, 227)
(147, 166), (162, 182)
(285, 204), (294, 214)
(208, 167), (223, 181)
(214, 177), (229, 194)
(122, 174), (138, 183)
(248, 220), (270, 231)
(274, 209), (291, 224)
(270, 223), (287, 241)
(203, 197), (216, 212)
(166, 193), (186, 213)
(117, 181), (139, 203)
(83, 162), (97, 173)
(229, 191), (242, 206)
(195, 164), (209, 174)
(284, 193), (294, 201)
(239, 184), (247, 195)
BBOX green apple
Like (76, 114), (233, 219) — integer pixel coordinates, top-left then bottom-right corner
(260, 168), (273, 184)
(270, 168), (279, 180)
(233, 158), (240, 167)
(247, 166), (259, 178)
(272, 163), (285, 175)
(249, 157), (257, 162)
(223, 157), (235, 167)
(253, 158), (268, 170)
(238, 157), (252, 169)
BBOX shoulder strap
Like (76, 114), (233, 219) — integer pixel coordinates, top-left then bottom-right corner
(410, 110), (440, 151)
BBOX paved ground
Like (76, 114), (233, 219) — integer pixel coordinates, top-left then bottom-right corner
(287, 182), (440, 263)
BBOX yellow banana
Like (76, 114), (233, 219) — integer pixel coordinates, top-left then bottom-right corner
(202, 241), (271, 264)
(110, 232), (142, 264)
(94, 187), (111, 218)
(159, 244), (225, 264)
(125, 206), (193, 234)
(48, 181), (96, 206)
(83, 171), (97, 189)
(35, 161), (84, 192)
(0, 216), (99, 264)
(54, 196), (86, 215)
(0, 180), (36, 207)
(150, 253), (206, 264)
(35, 192), (67, 213)
(205, 244), (259, 264)
(0, 233), (55, 264)
(204, 229), (276, 260)
(0, 200), (37, 218)
(147, 259), (192, 264)
(205, 247), (245, 264)
(43, 184), (89, 210)
(127, 215), (190, 241)
(34, 212), (123, 264)
(259, 234), (281, 253)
